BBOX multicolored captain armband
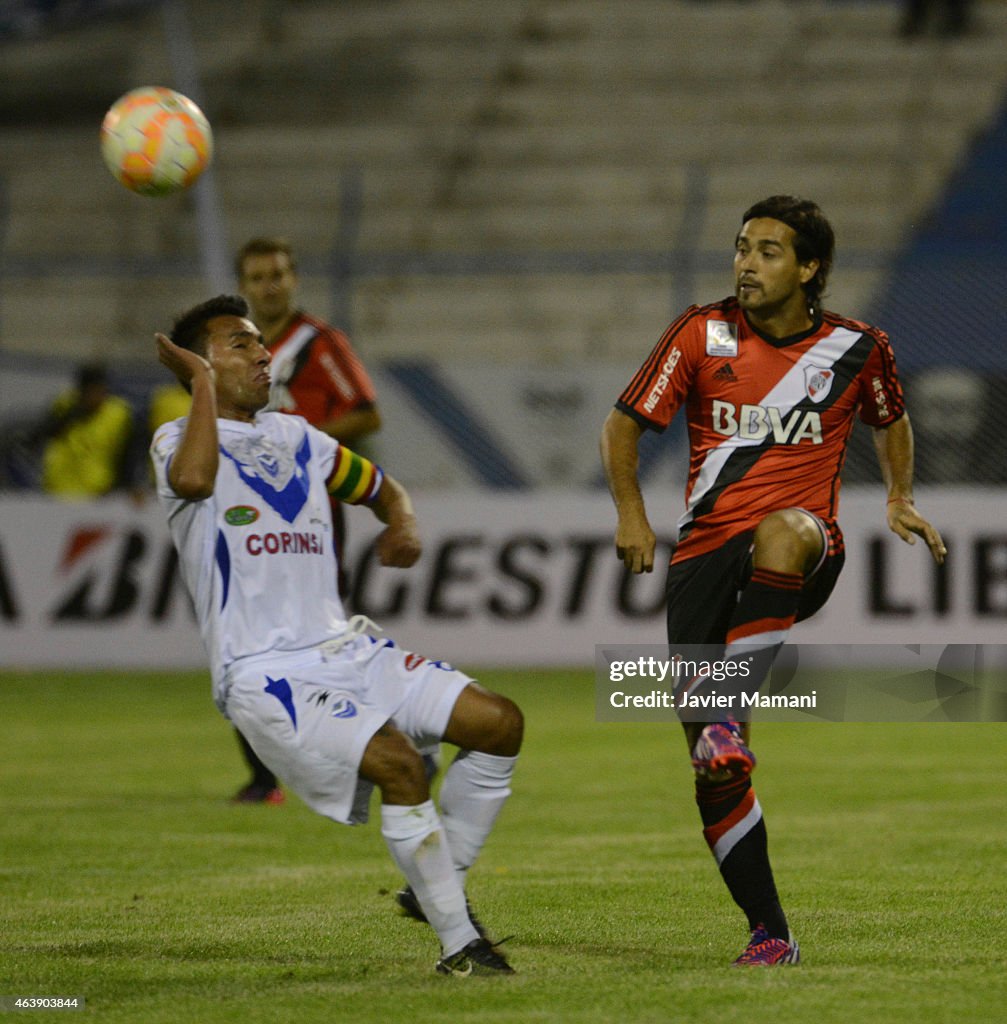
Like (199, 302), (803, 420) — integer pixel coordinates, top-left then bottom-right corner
(327, 446), (384, 504)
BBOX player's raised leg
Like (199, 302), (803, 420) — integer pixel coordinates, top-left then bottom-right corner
(723, 508), (824, 666)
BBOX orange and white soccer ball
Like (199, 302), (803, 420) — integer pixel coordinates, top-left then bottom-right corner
(100, 86), (213, 197)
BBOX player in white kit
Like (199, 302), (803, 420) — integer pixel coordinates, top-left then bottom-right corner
(150, 294), (522, 976)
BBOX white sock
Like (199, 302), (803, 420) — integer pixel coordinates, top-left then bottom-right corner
(380, 800), (478, 956)
(438, 750), (517, 884)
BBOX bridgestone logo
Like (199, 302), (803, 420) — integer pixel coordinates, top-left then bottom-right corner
(643, 347), (681, 413)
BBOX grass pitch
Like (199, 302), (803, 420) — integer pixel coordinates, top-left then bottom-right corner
(1, 668), (1005, 1023)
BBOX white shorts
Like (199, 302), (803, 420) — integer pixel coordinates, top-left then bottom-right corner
(223, 637), (471, 825)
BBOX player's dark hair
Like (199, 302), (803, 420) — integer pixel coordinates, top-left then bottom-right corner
(170, 294), (250, 355)
(235, 236), (296, 278)
(742, 196), (835, 311)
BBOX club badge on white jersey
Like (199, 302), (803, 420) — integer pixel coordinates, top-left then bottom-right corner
(219, 431), (313, 523)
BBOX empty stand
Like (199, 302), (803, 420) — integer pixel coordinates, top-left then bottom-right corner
(1, 0), (1005, 366)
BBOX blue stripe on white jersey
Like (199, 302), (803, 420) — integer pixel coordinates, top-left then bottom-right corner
(151, 411), (351, 705)
(215, 529), (231, 610)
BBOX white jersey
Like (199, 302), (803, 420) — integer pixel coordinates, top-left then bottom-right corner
(151, 411), (348, 704)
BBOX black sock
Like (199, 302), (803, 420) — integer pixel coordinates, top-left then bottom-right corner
(696, 774), (789, 939)
(236, 729), (276, 789)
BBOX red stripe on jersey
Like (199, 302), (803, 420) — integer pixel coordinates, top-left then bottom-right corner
(824, 312), (904, 426)
(620, 305), (701, 413)
(619, 301), (728, 419)
(615, 299), (902, 563)
(269, 312), (377, 426)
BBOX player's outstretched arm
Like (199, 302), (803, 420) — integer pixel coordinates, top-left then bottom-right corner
(155, 332), (219, 500)
(872, 413), (946, 565)
(369, 474), (422, 569)
(600, 408), (656, 574)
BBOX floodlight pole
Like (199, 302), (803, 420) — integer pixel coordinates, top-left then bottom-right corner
(161, 0), (230, 292)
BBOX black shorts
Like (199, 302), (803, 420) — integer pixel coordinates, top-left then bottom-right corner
(665, 521), (845, 645)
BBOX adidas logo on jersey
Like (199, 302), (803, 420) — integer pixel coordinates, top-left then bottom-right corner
(712, 400), (823, 445)
(713, 363), (737, 381)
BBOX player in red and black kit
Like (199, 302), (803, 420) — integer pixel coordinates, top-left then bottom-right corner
(232, 236), (382, 803)
(601, 196), (946, 966)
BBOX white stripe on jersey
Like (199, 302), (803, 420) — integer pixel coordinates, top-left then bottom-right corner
(267, 322), (318, 412)
(678, 325), (863, 537)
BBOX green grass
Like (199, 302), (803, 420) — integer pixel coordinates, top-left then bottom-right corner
(1, 669), (1005, 1022)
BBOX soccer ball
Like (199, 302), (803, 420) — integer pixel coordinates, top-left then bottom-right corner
(100, 86), (213, 197)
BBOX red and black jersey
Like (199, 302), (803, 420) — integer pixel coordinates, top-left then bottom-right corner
(266, 311), (377, 427)
(617, 297), (903, 564)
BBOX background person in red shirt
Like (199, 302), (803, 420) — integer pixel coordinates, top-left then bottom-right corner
(231, 236), (383, 803)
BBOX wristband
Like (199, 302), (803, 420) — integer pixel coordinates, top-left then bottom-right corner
(886, 496), (913, 506)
